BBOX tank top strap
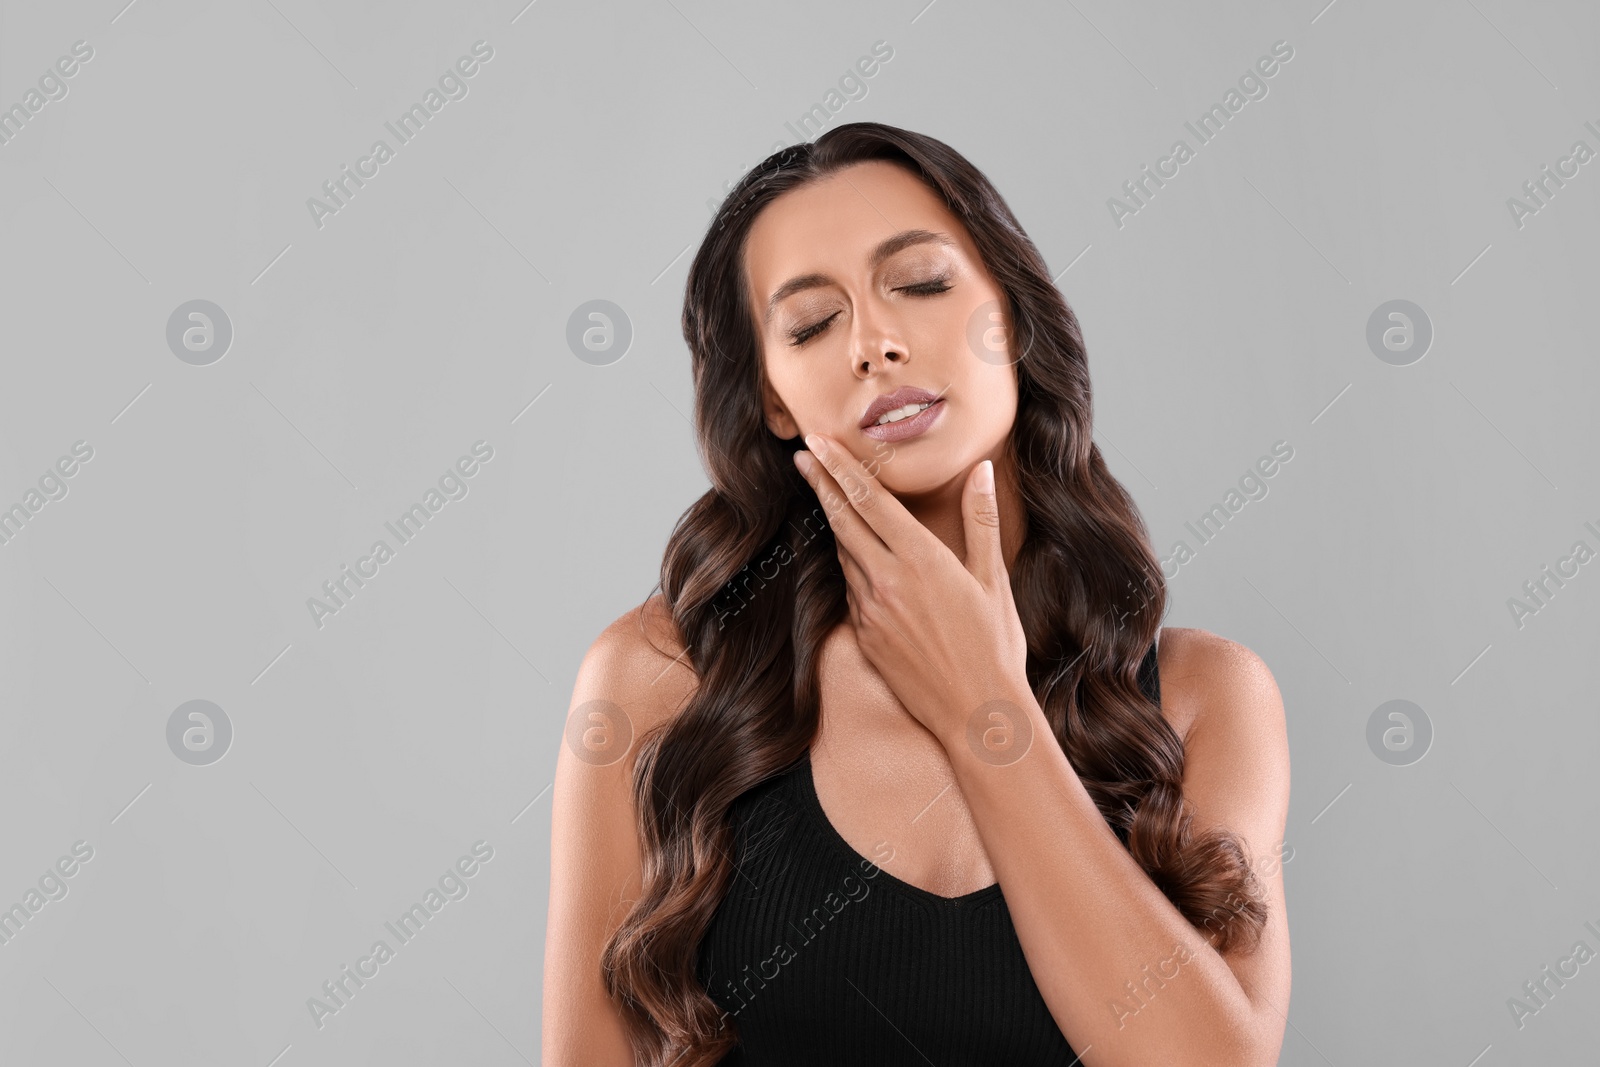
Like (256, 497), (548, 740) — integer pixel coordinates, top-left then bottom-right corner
(1137, 633), (1162, 705)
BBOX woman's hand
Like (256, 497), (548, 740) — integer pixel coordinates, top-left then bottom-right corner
(792, 432), (1031, 749)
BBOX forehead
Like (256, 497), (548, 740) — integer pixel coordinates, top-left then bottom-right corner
(743, 161), (971, 306)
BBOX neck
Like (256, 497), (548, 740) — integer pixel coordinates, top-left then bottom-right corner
(891, 451), (1026, 575)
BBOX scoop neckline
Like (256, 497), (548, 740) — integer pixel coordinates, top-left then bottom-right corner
(785, 640), (1157, 910)
(795, 752), (1004, 908)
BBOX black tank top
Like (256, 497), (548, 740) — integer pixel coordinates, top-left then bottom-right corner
(695, 640), (1162, 1064)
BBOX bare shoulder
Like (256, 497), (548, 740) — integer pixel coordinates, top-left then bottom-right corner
(1156, 626), (1282, 746)
(1156, 626), (1290, 862)
(573, 593), (701, 764)
(1154, 627), (1292, 1046)
(542, 593), (699, 1066)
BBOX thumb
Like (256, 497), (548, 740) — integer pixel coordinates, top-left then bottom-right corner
(963, 459), (1005, 586)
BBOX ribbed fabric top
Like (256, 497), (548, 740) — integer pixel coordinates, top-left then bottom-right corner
(694, 640), (1162, 1064)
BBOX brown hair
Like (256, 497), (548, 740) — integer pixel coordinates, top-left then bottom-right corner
(600, 121), (1267, 1065)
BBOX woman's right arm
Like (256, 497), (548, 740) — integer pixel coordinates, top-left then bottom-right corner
(541, 596), (697, 1067)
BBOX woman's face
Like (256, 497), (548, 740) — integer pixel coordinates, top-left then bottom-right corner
(744, 159), (1019, 498)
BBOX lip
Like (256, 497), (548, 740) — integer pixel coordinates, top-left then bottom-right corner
(859, 386), (944, 429)
(861, 397), (946, 442)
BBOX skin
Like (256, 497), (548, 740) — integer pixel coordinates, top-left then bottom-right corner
(542, 160), (1292, 1066)
(746, 159), (1032, 901)
(752, 159), (1027, 576)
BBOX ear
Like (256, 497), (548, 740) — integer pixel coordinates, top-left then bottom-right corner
(762, 379), (800, 439)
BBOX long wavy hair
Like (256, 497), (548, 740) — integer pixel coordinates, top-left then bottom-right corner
(601, 121), (1269, 1066)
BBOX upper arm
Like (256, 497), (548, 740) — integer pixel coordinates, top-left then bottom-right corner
(1162, 628), (1292, 1063)
(542, 595), (697, 1067)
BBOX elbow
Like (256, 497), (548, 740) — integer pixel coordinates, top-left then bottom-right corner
(1224, 1025), (1285, 1067)
(1188, 1012), (1282, 1067)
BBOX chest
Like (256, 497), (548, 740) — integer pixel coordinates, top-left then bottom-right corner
(807, 624), (1183, 900)
(809, 624), (998, 900)
(694, 627), (1172, 1062)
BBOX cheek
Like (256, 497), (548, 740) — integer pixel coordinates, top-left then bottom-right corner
(950, 352), (1016, 404)
(958, 367), (1019, 439)
(767, 365), (840, 432)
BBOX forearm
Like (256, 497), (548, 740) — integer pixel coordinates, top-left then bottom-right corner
(938, 686), (1266, 1067)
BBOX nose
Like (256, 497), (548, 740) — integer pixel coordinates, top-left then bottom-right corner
(857, 348), (909, 376)
(850, 297), (910, 377)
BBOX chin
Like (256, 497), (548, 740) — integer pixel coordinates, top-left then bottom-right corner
(841, 437), (963, 496)
(877, 465), (953, 499)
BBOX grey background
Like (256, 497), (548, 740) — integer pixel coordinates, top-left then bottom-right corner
(1, 0), (1596, 1063)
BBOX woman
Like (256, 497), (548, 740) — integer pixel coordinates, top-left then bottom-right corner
(544, 122), (1291, 1066)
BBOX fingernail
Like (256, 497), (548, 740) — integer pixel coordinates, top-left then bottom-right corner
(794, 451), (814, 475)
(804, 433), (823, 452)
(976, 459), (994, 493)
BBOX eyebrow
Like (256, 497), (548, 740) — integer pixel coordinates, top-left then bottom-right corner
(763, 229), (957, 326)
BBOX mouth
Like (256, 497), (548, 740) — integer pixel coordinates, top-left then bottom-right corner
(861, 397), (946, 442)
(859, 384), (948, 427)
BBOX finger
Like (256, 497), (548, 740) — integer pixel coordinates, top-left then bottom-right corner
(802, 433), (912, 566)
(836, 539), (868, 592)
(794, 445), (888, 570)
(962, 459), (1006, 588)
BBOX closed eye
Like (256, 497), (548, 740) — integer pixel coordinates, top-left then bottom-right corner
(786, 277), (954, 347)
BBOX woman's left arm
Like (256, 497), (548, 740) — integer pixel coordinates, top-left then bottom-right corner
(944, 633), (1292, 1067)
(792, 436), (1292, 1067)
